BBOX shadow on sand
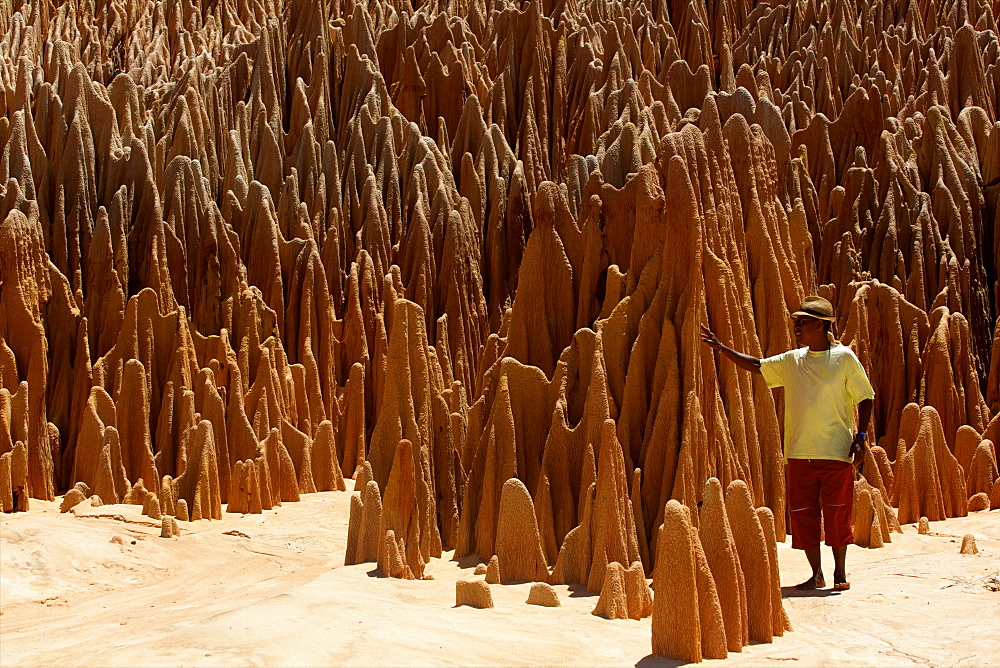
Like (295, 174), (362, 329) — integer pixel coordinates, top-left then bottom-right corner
(635, 654), (687, 667)
(451, 554), (487, 570)
(566, 582), (598, 598)
(781, 584), (844, 598)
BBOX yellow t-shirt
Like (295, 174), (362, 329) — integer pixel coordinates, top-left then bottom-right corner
(760, 343), (875, 463)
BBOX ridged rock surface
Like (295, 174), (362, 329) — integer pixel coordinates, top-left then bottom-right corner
(0, 0), (997, 638)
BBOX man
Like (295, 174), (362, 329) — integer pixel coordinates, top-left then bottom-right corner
(700, 295), (874, 591)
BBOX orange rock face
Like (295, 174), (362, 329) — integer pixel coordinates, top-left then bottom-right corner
(652, 500), (703, 662)
(895, 406), (969, 524)
(0, 0), (996, 647)
(494, 478), (548, 583)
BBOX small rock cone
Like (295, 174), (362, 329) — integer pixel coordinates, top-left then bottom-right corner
(60, 488), (86, 512)
(725, 480), (773, 644)
(485, 555), (501, 584)
(527, 582), (560, 607)
(495, 478), (548, 583)
(456, 579), (494, 608)
(651, 500), (701, 662)
(593, 562), (629, 619)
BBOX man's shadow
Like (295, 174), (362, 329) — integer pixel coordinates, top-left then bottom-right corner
(781, 585), (843, 598)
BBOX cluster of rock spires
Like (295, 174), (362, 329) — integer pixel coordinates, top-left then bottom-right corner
(1, 0), (998, 657)
(652, 481), (790, 662)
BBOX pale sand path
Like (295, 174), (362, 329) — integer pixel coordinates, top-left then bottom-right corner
(2, 481), (998, 667)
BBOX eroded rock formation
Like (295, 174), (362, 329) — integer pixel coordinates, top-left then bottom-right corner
(526, 581), (560, 607)
(0, 0), (997, 652)
(456, 578), (494, 608)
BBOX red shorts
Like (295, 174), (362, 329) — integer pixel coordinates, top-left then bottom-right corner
(787, 458), (855, 550)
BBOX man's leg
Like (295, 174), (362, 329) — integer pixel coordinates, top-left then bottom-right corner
(819, 461), (855, 589)
(831, 544), (847, 585)
(788, 459), (825, 589)
(803, 545), (824, 589)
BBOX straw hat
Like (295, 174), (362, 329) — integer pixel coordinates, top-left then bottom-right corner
(790, 295), (836, 322)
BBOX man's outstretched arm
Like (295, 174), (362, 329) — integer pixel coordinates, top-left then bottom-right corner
(700, 324), (762, 374)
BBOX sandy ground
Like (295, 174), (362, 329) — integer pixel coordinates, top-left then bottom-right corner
(2, 482), (998, 667)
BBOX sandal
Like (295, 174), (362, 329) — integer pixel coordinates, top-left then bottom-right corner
(795, 575), (826, 590)
(833, 582), (851, 591)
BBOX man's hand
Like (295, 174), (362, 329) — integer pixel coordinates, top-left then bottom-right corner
(700, 324), (762, 373)
(700, 324), (722, 349)
(850, 434), (867, 467)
